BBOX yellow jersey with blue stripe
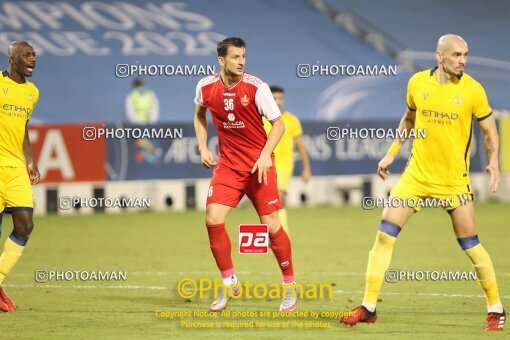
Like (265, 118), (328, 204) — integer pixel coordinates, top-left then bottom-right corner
(404, 68), (492, 185)
(0, 70), (39, 167)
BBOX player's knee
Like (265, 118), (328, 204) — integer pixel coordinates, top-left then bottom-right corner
(205, 216), (225, 226)
(260, 211), (279, 226)
(14, 220), (34, 239)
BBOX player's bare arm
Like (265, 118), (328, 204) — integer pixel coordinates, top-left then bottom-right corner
(478, 115), (500, 193)
(194, 104), (217, 169)
(252, 117), (285, 184)
(295, 135), (311, 183)
(378, 107), (416, 180)
(23, 122), (40, 185)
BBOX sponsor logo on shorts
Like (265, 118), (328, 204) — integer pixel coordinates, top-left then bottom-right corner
(208, 186), (213, 197)
(268, 199), (278, 205)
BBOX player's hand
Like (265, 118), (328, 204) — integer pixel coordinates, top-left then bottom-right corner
(251, 153), (272, 184)
(200, 149), (217, 169)
(27, 161), (40, 185)
(485, 164), (500, 193)
(377, 154), (395, 181)
(301, 168), (311, 184)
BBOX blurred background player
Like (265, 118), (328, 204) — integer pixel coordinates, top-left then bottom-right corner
(125, 78), (160, 125)
(263, 86), (311, 233)
(0, 40), (40, 312)
(340, 34), (505, 331)
(194, 37), (297, 312)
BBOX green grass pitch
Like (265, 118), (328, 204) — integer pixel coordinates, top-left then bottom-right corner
(1, 203), (509, 339)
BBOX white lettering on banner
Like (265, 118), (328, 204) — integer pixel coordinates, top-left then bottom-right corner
(302, 135), (332, 161)
(163, 136), (218, 164)
(335, 138), (411, 160)
(0, 2), (224, 56)
(35, 130), (75, 180)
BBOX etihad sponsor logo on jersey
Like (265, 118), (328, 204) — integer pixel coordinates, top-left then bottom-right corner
(3, 104), (31, 118)
(421, 109), (458, 120)
(3, 104), (31, 114)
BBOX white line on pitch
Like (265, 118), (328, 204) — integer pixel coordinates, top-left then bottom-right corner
(4, 284), (169, 290)
(11, 271), (510, 277)
(3, 284), (509, 300)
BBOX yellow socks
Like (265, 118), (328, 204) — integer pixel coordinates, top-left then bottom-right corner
(0, 233), (27, 285)
(363, 221), (400, 309)
(459, 236), (502, 311)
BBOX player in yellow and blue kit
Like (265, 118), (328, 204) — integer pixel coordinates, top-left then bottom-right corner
(263, 86), (311, 234)
(0, 41), (40, 312)
(340, 35), (505, 331)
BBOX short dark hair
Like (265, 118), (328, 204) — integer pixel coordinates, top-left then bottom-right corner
(217, 37), (246, 57)
(270, 85), (284, 94)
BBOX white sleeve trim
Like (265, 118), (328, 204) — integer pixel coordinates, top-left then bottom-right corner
(194, 81), (205, 107)
(254, 82), (280, 121)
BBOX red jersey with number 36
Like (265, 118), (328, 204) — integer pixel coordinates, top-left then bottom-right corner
(195, 72), (281, 171)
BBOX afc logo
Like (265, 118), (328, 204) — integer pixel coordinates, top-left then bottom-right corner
(239, 224), (269, 254)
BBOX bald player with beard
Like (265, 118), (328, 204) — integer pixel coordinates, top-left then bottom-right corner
(0, 41), (40, 312)
(339, 34), (505, 331)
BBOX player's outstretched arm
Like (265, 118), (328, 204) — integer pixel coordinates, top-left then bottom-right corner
(23, 122), (40, 185)
(252, 117), (285, 184)
(194, 104), (217, 169)
(377, 107), (416, 181)
(478, 115), (500, 193)
(295, 135), (311, 183)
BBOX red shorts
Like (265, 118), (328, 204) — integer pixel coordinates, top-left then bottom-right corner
(206, 163), (282, 216)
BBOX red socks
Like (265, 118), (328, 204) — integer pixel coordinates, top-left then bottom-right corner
(206, 223), (234, 278)
(207, 224), (294, 283)
(270, 227), (295, 283)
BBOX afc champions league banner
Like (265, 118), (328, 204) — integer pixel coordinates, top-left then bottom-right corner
(104, 121), (487, 181)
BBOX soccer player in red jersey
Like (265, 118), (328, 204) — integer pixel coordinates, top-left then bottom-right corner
(194, 37), (296, 311)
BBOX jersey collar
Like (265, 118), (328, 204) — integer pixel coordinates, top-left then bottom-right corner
(220, 72), (243, 90)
